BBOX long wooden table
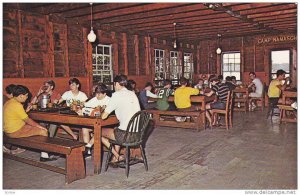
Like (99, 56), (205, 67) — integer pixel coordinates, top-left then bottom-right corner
(29, 111), (119, 174)
(150, 95), (215, 129)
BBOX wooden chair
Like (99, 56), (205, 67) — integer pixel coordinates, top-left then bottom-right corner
(105, 111), (151, 177)
(211, 91), (233, 130)
(249, 83), (265, 111)
(233, 88), (248, 112)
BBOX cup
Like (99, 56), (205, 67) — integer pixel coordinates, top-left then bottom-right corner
(32, 104), (38, 110)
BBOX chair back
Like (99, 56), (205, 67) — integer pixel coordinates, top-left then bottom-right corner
(121, 111), (151, 145)
(225, 91), (234, 113)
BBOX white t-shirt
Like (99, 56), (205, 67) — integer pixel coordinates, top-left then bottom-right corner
(84, 96), (110, 108)
(252, 78), (263, 95)
(61, 90), (88, 106)
(105, 87), (141, 130)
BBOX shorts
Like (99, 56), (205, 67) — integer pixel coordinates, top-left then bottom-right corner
(210, 101), (226, 110)
(5, 124), (48, 138)
(114, 127), (140, 143)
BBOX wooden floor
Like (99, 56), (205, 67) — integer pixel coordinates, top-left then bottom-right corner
(3, 111), (297, 189)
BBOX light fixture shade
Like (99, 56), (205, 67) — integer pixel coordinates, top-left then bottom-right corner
(173, 40), (177, 49)
(216, 47), (222, 54)
(87, 28), (97, 42)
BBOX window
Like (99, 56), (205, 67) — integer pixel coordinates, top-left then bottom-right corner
(183, 53), (193, 81)
(271, 50), (290, 79)
(222, 52), (241, 80)
(154, 49), (166, 87)
(170, 51), (181, 85)
(92, 44), (113, 89)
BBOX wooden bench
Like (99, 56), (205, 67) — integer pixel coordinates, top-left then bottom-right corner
(147, 110), (204, 131)
(3, 135), (86, 184)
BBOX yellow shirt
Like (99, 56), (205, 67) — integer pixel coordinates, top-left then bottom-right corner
(268, 79), (282, 98)
(4, 98), (28, 133)
(174, 86), (199, 109)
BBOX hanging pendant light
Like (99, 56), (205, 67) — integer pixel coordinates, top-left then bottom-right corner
(87, 3), (96, 42)
(173, 23), (177, 49)
(216, 34), (222, 54)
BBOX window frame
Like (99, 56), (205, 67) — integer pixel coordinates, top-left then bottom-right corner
(270, 49), (291, 80)
(92, 44), (113, 89)
(183, 52), (194, 81)
(221, 51), (241, 81)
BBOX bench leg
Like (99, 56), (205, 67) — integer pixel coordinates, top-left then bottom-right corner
(65, 147), (86, 184)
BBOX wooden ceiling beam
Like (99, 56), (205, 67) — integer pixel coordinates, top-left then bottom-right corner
(181, 29), (265, 41)
(63, 3), (143, 18)
(229, 3), (283, 11)
(263, 18), (297, 25)
(100, 5), (211, 27)
(240, 4), (296, 15)
(148, 20), (243, 35)
(174, 26), (262, 38)
(252, 13), (297, 21)
(90, 3), (191, 21)
(247, 9), (297, 18)
(127, 15), (238, 31)
(95, 3), (201, 24)
(109, 11), (229, 29)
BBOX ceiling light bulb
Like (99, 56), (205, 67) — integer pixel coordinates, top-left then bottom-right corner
(216, 47), (222, 54)
(88, 28), (97, 42)
(173, 40), (177, 49)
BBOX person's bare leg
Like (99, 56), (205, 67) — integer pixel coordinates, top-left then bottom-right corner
(205, 104), (212, 127)
(102, 128), (122, 161)
(61, 125), (77, 140)
(82, 128), (91, 144)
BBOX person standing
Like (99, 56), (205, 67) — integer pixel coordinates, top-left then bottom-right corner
(101, 75), (141, 163)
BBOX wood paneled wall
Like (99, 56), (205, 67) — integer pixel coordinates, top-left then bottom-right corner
(195, 34), (297, 87)
(3, 8), (297, 98)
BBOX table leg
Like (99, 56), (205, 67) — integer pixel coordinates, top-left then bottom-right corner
(93, 122), (102, 174)
(201, 101), (206, 129)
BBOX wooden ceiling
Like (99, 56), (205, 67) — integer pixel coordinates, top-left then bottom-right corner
(4, 3), (297, 43)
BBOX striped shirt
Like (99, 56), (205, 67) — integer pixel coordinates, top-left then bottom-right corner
(212, 82), (230, 102)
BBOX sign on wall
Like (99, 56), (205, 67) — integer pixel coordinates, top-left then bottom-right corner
(256, 34), (297, 45)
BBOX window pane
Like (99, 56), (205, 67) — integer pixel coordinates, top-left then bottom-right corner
(92, 44), (113, 88)
(222, 52), (240, 81)
(104, 47), (109, 55)
(271, 50), (290, 77)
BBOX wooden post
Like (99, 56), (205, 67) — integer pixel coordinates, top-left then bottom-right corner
(196, 44), (201, 74)
(17, 10), (24, 78)
(111, 32), (119, 76)
(144, 36), (150, 75)
(46, 16), (55, 77)
(122, 33), (128, 75)
(83, 27), (93, 96)
(134, 35), (140, 75)
(63, 24), (69, 77)
(216, 53), (221, 75)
